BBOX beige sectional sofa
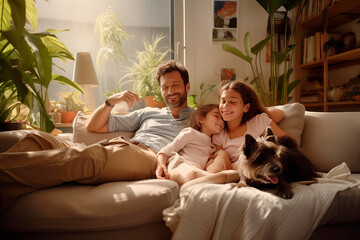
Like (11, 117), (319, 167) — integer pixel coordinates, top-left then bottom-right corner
(0, 103), (359, 240)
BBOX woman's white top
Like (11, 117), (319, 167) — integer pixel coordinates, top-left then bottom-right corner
(212, 113), (272, 163)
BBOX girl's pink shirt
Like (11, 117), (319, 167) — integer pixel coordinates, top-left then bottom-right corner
(212, 113), (272, 163)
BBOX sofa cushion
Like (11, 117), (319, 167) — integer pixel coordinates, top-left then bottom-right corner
(73, 111), (134, 145)
(273, 102), (306, 146)
(302, 111), (360, 173)
(1, 179), (179, 232)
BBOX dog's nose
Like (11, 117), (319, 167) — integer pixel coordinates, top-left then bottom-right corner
(271, 165), (281, 173)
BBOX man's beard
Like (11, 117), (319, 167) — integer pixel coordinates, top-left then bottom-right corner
(164, 91), (188, 108)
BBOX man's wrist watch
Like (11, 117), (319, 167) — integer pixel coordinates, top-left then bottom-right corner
(105, 99), (115, 108)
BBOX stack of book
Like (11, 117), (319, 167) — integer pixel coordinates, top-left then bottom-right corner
(302, 32), (324, 64)
(301, 0), (340, 22)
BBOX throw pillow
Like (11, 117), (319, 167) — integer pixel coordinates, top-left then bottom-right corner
(272, 102), (306, 146)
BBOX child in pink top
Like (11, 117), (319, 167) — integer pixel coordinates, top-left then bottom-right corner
(156, 104), (230, 185)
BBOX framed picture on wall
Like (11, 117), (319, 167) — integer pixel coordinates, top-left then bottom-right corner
(212, 0), (238, 44)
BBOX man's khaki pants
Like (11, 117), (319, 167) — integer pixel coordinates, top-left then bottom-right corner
(0, 131), (157, 212)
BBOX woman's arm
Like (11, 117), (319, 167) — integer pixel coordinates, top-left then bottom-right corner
(269, 121), (288, 137)
(265, 107), (285, 124)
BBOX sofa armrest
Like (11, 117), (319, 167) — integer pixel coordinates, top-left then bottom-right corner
(72, 111), (135, 145)
(302, 111), (360, 173)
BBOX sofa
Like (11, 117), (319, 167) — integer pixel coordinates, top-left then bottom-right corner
(0, 103), (359, 240)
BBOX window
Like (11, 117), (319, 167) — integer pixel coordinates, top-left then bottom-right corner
(36, 0), (175, 107)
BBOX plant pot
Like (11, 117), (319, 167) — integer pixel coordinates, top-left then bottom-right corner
(0, 122), (23, 132)
(61, 111), (78, 123)
(144, 96), (166, 108)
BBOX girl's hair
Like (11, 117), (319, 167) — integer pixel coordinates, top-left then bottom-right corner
(219, 80), (264, 124)
(189, 104), (219, 131)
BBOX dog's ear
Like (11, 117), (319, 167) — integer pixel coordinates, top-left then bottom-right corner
(264, 126), (276, 143)
(244, 134), (257, 158)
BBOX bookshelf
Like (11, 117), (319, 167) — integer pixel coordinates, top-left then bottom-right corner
(296, 0), (360, 111)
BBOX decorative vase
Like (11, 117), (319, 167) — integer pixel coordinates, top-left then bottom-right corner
(0, 122), (23, 132)
(144, 96), (166, 108)
(61, 111), (78, 123)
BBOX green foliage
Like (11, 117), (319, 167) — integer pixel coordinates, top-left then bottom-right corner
(187, 83), (218, 109)
(119, 35), (171, 101)
(222, 0), (305, 106)
(95, 7), (131, 81)
(57, 91), (88, 112)
(0, 0), (84, 132)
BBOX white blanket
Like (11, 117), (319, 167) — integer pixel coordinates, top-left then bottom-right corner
(163, 162), (360, 240)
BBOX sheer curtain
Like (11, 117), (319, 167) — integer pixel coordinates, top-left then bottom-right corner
(36, 0), (172, 109)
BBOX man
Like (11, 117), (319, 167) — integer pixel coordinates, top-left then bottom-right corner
(87, 60), (194, 180)
(0, 60), (192, 212)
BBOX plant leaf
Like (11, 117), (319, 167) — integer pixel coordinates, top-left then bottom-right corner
(251, 34), (273, 55)
(282, 0), (302, 11)
(244, 32), (252, 57)
(256, 0), (287, 15)
(52, 74), (85, 94)
(222, 43), (252, 63)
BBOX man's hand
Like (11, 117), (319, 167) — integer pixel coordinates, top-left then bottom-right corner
(107, 90), (142, 109)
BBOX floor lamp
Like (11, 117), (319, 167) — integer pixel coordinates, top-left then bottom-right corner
(73, 52), (99, 111)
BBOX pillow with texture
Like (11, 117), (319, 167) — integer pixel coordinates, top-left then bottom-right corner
(272, 102), (305, 146)
(72, 111), (134, 145)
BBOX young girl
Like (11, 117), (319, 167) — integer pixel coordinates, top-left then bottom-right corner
(180, 80), (287, 190)
(213, 80), (287, 169)
(155, 104), (231, 185)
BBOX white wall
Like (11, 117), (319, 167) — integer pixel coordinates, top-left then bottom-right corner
(184, 0), (275, 103)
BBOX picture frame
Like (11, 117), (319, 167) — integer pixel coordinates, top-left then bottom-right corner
(212, 0), (238, 44)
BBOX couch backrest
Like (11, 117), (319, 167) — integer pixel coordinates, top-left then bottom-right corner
(302, 111), (360, 173)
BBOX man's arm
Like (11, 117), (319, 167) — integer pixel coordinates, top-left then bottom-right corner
(87, 91), (142, 133)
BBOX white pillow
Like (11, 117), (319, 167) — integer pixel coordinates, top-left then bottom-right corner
(272, 102), (306, 146)
(72, 112), (134, 145)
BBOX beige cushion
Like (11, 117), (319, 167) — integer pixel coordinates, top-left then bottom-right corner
(2, 179), (179, 232)
(301, 111), (360, 173)
(273, 102), (306, 146)
(72, 111), (134, 145)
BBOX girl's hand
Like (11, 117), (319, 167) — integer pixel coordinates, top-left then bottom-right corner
(155, 163), (170, 179)
(205, 159), (215, 169)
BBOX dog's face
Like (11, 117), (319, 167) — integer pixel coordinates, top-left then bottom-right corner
(238, 127), (283, 185)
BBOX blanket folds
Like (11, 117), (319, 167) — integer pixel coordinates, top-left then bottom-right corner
(163, 162), (359, 240)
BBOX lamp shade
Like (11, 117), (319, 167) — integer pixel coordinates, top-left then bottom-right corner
(73, 52), (99, 86)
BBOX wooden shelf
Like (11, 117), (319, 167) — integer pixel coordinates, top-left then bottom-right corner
(327, 48), (360, 65)
(301, 0), (360, 29)
(296, 0), (360, 112)
(300, 59), (324, 69)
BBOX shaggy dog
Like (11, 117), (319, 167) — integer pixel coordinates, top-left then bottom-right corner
(234, 127), (319, 199)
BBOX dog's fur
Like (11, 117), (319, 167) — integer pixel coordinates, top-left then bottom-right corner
(234, 127), (319, 199)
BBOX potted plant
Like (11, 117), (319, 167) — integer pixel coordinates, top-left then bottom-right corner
(0, 0), (84, 132)
(95, 7), (131, 81)
(57, 91), (88, 123)
(222, 0), (304, 106)
(119, 35), (172, 108)
(0, 82), (24, 131)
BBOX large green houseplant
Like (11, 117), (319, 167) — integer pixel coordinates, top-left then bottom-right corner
(119, 35), (171, 106)
(222, 0), (304, 106)
(0, 0), (84, 132)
